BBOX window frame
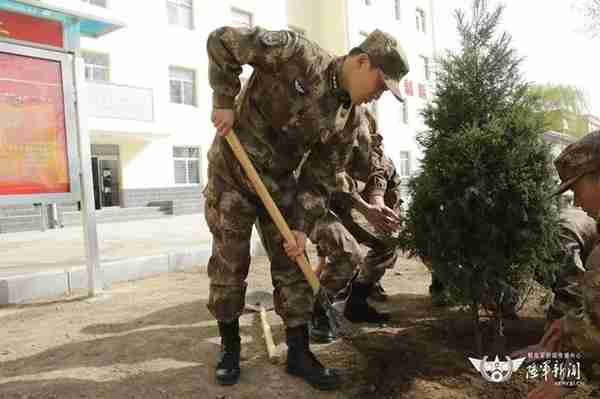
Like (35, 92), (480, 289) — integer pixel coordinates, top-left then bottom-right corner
(167, 0), (194, 30)
(169, 66), (197, 106)
(399, 150), (411, 178)
(401, 101), (409, 124)
(420, 55), (430, 80)
(82, 50), (110, 82)
(230, 7), (253, 29)
(173, 146), (201, 185)
(416, 8), (427, 33)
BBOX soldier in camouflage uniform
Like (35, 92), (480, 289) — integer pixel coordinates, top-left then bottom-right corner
(205, 26), (409, 389)
(544, 207), (598, 323)
(302, 110), (403, 342)
(524, 130), (600, 399)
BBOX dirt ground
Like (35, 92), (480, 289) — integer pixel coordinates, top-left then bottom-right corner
(0, 253), (595, 399)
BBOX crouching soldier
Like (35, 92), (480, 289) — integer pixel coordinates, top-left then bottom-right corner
(516, 130), (600, 399)
(300, 110), (404, 343)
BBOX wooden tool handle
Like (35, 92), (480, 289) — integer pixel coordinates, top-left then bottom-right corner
(225, 131), (320, 293)
(260, 306), (277, 361)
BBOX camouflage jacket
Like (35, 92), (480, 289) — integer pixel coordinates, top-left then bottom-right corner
(344, 110), (398, 199)
(207, 26), (362, 222)
(297, 108), (402, 236)
(560, 211), (600, 361)
(332, 110), (402, 212)
(294, 106), (369, 235)
(548, 208), (599, 320)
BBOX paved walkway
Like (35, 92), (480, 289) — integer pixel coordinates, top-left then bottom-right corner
(0, 215), (213, 278)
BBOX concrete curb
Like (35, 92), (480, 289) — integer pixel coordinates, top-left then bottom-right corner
(0, 245), (212, 305)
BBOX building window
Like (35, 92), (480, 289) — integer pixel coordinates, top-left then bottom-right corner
(169, 66), (196, 106)
(82, 51), (110, 82)
(394, 0), (401, 20)
(416, 8), (426, 33)
(81, 0), (107, 7)
(399, 151), (411, 177)
(167, 0), (194, 29)
(401, 101), (409, 124)
(231, 7), (253, 29)
(173, 147), (201, 184)
(288, 25), (306, 37)
(420, 55), (430, 80)
(418, 83), (427, 99)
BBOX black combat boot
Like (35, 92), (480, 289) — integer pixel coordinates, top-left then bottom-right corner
(286, 324), (340, 390)
(344, 281), (390, 323)
(215, 320), (241, 386)
(309, 301), (337, 343)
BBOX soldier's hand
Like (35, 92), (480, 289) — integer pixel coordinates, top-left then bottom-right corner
(365, 203), (401, 234)
(283, 230), (307, 260)
(211, 108), (234, 136)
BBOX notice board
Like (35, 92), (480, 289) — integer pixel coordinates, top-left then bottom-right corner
(0, 41), (80, 205)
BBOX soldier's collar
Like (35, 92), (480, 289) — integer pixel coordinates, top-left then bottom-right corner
(330, 57), (351, 107)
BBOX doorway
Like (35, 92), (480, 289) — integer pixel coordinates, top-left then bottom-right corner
(91, 156), (120, 209)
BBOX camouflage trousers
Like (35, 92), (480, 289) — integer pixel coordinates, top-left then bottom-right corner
(314, 208), (399, 294)
(203, 139), (313, 328)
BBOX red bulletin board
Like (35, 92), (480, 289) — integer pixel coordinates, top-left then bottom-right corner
(0, 10), (63, 47)
(0, 51), (70, 195)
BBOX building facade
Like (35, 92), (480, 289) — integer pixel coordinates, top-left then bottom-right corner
(1, 0), (437, 231)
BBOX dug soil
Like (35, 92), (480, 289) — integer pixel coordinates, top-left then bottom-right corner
(0, 253), (594, 398)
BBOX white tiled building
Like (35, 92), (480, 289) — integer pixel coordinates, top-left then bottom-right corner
(32, 0), (438, 213)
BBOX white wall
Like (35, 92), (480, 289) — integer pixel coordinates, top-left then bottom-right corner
(345, 0), (436, 176)
(75, 0), (288, 190)
(49, 0), (437, 191)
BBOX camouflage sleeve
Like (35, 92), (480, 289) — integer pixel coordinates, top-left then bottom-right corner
(561, 243), (600, 361)
(383, 158), (404, 213)
(362, 111), (388, 199)
(546, 228), (586, 320)
(207, 26), (301, 108)
(292, 116), (359, 235)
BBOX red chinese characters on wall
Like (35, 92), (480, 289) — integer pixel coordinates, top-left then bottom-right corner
(404, 80), (414, 97)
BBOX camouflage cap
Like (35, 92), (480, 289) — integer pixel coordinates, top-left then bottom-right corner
(554, 130), (600, 196)
(358, 29), (410, 103)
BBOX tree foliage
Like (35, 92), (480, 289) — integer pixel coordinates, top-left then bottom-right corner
(403, 0), (561, 341)
(529, 83), (590, 138)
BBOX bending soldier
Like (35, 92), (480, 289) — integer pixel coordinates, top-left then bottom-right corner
(205, 26), (408, 390)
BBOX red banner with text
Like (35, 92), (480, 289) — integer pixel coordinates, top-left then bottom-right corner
(0, 10), (63, 47)
(0, 52), (70, 195)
